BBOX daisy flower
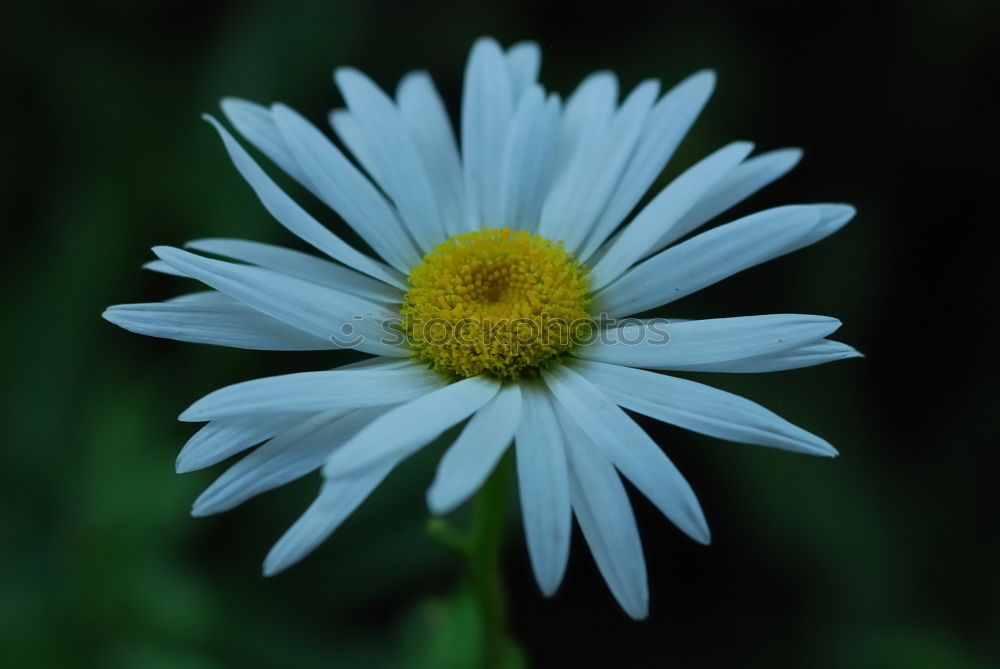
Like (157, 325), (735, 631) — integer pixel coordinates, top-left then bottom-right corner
(104, 37), (858, 619)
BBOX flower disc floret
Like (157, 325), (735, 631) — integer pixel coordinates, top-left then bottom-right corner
(402, 228), (591, 379)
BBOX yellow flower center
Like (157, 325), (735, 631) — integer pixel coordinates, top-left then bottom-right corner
(402, 228), (592, 379)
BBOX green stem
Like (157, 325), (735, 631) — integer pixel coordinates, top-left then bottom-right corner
(426, 452), (517, 667)
(469, 451), (513, 668)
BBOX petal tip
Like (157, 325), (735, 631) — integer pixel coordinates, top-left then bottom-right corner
(508, 39), (540, 54)
(219, 96), (253, 115)
(333, 66), (362, 89)
(269, 101), (291, 116)
(175, 455), (196, 474)
(812, 442), (839, 457)
(471, 35), (502, 53)
(538, 580), (560, 598)
(262, 556), (283, 577)
(785, 146), (805, 162)
(690, 68), (716, 85)
(424, 489), (451, 517)
(816, 203), (857, 228)
(151, 244), (177, 260)
(627, 604), (650, 621)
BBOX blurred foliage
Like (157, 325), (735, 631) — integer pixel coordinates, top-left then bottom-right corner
(2, 0), (997, 667)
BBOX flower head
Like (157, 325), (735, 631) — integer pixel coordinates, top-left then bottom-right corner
(104, 37), (858, 619)
(403, 228), (591, 378)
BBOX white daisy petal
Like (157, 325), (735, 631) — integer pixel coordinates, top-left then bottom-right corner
(780, 203), (856, 252)
(580, 70), (716, 261)
(202, 115), (406, 290)
(556, 405), (648, 620)
(143, 259), (186, 277)
(176, 413), (305, 473)
(152, 291), (240, 308)
(538, 71), (619, 241)
(185, 238), (402, 304)
(153, 246), (405, 357)
(151, 257), (369, 301)
(396, 71), (467, 237)
(327, 109), (380, 182)
(589, 141), (754, 291)
(559, 80), (662, 253)
(426, 384), (523, 515)
(462, 37), (515, 230)
(497, 86), (561, 229)
(514, 383), (572, 596)
(263, 459), (398, 576)
(332, 356), (417, 372)
(666, 338), (864, 373)
(165, 290), (229, 304)
(334, 68), (445, 251)
(572, 359), (837, 456)
(555, 71), (619, 174)
(219, 97), (316, 194)
(321, 375), (501, 479)
(505, 41), (541, 103)
(179, 363), (446, 422)
(191, 411), (342, 514)
(611, 203), (852, 274)
(102, 298), (335, 351)
(652, 147), (804, 255)
(573, 314), (841, 369)
(542, 364), (710, 544)
(594, 205), (824, 317)
(192, 407), (384, 516)
(270, 103), (421, 272)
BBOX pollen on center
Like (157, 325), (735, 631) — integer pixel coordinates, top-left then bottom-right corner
(401, 228), (592, 379)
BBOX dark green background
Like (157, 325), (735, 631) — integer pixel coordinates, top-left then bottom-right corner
(3, 1), (997, 667)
